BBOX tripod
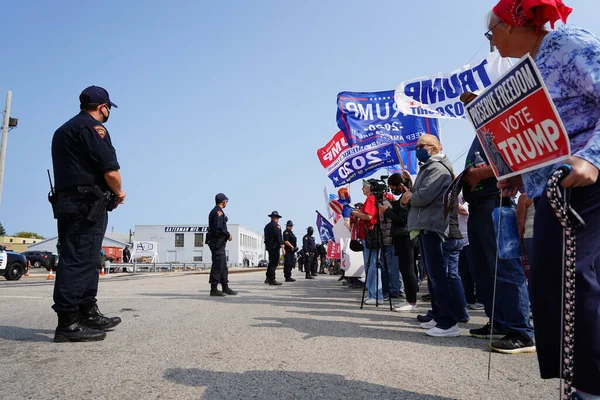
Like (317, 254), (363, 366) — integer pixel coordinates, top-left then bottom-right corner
(360, 206), (394, 311)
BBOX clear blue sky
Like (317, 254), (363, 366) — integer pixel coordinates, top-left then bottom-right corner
(1, 0), (597, 239)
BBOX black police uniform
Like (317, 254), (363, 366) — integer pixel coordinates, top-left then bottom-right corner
(207, 204), (231, 293)
(123, 247), (131, 263)
(51, 95), (121, 341)
(303, 231), (318, 277)
(282, 225), (297, 281)
(264, 216), (283, 284)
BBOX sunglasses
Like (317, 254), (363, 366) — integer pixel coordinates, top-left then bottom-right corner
(104, 103), (112, 110)
(485, 21), (502, 41)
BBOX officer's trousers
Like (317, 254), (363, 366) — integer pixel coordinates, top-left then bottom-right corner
(283, 251), (294, 279)
(266, 249), (279, 282)
(53, 194), (107, 314)
(305, 254), (317, 275)
(209, 246), (228, 288)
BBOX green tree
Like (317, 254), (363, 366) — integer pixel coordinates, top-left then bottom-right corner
(13, 231), (45, 239)
(0, 223), (5, 236)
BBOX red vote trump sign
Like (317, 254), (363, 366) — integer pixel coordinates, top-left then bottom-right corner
(465, 55), (570, 181)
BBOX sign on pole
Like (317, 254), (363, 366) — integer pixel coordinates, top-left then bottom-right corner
(465, 55), (570, 181)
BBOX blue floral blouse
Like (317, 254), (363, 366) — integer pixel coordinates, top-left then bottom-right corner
(523, 24), (600, 198)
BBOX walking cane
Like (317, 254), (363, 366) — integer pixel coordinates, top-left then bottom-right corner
(545, 165), (586, 399)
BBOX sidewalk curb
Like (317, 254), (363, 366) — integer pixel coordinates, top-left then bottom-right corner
(21, 267), (268, 280)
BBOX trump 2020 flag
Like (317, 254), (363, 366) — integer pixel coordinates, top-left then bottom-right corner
(316, 210), (335, 244)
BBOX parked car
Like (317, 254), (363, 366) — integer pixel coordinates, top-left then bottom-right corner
(258, 259), (268, 267)
(0, 247), (28, 280)
(22, 251), (57, 270)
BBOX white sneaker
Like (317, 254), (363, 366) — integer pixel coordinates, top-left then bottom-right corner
(365, 298), (383, 305)
(393, 303), (418, 313)
(426, 324), (461, 337)
(420, 320), (437, 329)
(468, 303), (485, 310)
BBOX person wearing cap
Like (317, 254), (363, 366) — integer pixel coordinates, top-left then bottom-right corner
(207, 193), (236, 296)
(282, 220), (298, 282)
(50, 85), (125, 343)
(264, 211), (285, 285)
(302, 227), (318, 279)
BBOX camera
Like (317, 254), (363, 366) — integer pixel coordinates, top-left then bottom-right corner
(368, 175), (389, 203)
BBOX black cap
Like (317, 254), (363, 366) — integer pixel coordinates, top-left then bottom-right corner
(307, 226), (314, 231)
(286, 220), (293, 226)
(79, 86), (118, 108)
(215, 193), (229, 203)
(268, 211), (282, 218)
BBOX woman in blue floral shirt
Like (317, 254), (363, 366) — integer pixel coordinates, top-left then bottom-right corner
(489, 0), (600, 398)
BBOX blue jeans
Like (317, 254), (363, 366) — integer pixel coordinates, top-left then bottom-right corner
(381, 245), (404, 297)
(442, 238), (469, 323)
(362, 241), (382, 300)
(467, 198), (533, 337)
(419, 231), (457, 330)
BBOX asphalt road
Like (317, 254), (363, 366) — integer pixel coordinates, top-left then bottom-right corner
(0, 271), (558, 399)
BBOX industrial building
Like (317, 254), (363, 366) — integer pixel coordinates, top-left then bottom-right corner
(133, 224), (265, 265)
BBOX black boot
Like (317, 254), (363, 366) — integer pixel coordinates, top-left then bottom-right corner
(285, 277), (296, 282)
(210, 286), (226, 296)
(268, 280), (283, 285)
(305, 274), (314, 279)
(79, 303), (122, 330)
(54, 312), (106, 343)
(223, 287), (237, 295)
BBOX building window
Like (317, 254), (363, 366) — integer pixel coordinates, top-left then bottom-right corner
(194, 233), (204, 247)
(175, 234), (184, 248)
(9, 239), (13, 243)
(193, 250), (203, 262)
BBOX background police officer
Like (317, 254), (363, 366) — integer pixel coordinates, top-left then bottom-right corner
(50, 86), (125, 343)
(282, 220), (297, 282)
(264, 211), (284, 285)
(303, 227), (317, 279)
(207, 193), (236, 296)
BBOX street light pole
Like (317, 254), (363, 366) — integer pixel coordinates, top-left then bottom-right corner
(0, 90), (13, 206)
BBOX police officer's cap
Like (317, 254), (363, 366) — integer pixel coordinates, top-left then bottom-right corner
(215, 193), (229, 203)
(268, 211), (282, 218)
(79, 86), (118, 108)
(307, 226), (314, 231)
(286, 220), (293, 226)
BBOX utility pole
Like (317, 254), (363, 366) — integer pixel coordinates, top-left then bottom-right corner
(0, 91), (13, 206)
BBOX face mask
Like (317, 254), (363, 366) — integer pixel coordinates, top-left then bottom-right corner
(416, 148), (431, 163)
(307, 229), (313, 236)
(391, 187), (403, 196)
(101, 105), (110, 123)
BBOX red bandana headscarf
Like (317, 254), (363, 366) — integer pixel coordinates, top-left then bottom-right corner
(493, 0), (572, 30)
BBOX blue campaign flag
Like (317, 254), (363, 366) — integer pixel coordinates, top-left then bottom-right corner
(387, 150), (418, 176)
(326, 142), (404, 187)
(337, 90), (440, 150)
(316, 210), (335, 244)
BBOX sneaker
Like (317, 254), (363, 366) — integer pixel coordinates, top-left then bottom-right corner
(417, 313), (433, 323)
(420, 320), (437, 329)
(469, 321), (504, 340)
(468, 302), (485, 310)
(489, 332), (536, 354)
(393, 303), (418, 313)
(426, 324), (460, 337)
(364, 298), (383, 305)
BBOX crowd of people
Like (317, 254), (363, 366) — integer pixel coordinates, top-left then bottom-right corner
(336, 1), (600, 398)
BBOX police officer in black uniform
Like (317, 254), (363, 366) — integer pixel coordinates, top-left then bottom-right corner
(50, 86), (125, 342)
(264, 211), (284, 285)
(282, 220), (298, 282)
(302, 227), (318, 279)
(206, 193), (237, 297)
(207, 193), (237, 297)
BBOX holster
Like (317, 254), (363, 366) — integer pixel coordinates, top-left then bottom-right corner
(78, 185), (108, 222)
